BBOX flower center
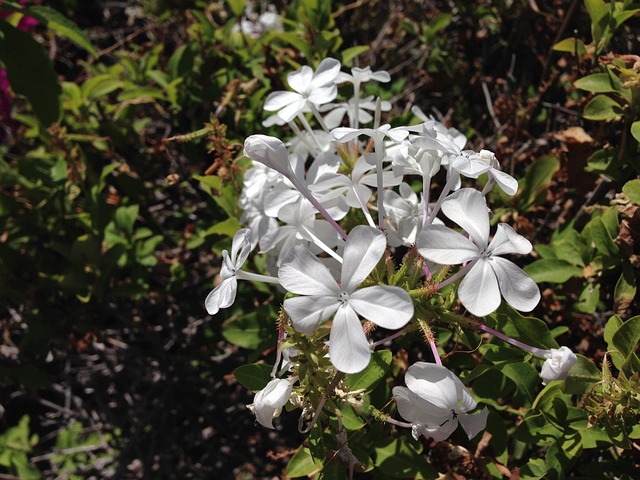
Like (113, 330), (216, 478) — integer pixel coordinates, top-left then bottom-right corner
(338, 291), (350, 304)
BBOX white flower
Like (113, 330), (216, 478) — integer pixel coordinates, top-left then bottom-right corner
(335, 66), (391, 87)
(392, 363), (488, 441)
(264, 58), (341, 122)
(417, 188), (540, 316)
(249, 378), (293, 429)
(204, 229), (253, 315)
(278, 226), (414, 373)
(540, 347), (577, 385)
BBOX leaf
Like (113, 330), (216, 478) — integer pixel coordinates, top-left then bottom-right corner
(611, 315), (640, 371)
(114, 205), (139, 237)
(518, 155), (560, 210)
(203, 217), (243, 238)
(631, 121), (640, 144)
(81, 74), (124, 100)
(222, 312), (273, 350)
(573, 283), (600, 314)
(233, 363), (273, 392)
(574, 73), (617, 93)
(587, 216), (619, 257)
(494, 305), (559, 349)
(374, 438), (438, 479)
(345, 350), (392, 391)
(226, 0), (247, 17)
(551, 37), (587, 56)
(28, 6), (97, 56)
(0, 21), (61, 125)
(582, 95), (624, 121)
(340, 45), (369, 66)
(500, 362), (540, 405)
(622, 179), (640, 204)
(564, 355), (601, 394)
(524, 258), (583, 283)
(286, 447), (319, 478)
(614, 263), (637, 316)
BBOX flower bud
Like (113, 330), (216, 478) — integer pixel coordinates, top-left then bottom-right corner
(540, 346), (577, 385)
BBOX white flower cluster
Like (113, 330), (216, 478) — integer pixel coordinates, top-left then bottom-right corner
(204, 57), (577, 440)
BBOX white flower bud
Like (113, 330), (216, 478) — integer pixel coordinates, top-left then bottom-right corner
(540, 346), (577, 385)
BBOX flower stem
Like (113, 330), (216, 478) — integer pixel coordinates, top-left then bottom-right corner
(477, 323), (548, 358)
(432, 260), (476, 291)
(235, 270), (280, 284)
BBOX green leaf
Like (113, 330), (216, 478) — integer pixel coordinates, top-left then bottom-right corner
(0, 21), (61, 125)
(226, 0), (247, 17)
(233, 363), (273, 392)
(203, 217), (242, 238)
(614, 263), (637, 315)
(114, 205), (139, 237)
(340, 45), (369, 66)
(631, 121), (640, 144)
(611, 315), (640, 371)
(222, 312), (272, 350)
(28, 6), (97, 56)
(574, 283), (600, 314)
(587, 216), (619, 257)
(81, 74), (124, 100)
(582, 94), (624, 121)
(622, 179), (640, 204)
(345, 350), (392, 391)
(500, 362), (540, 405)
(574, 73), (617, 93)
(564, 355), (601, 394)
(551, 37), (587, 56)
(524, 258), (583, 283)
(494, 305), (558, 349)
(340, 403), (365, 431)
(518, 155), (560, 210)
(286, 447), (319, 478)
(374, 438), (437, 479)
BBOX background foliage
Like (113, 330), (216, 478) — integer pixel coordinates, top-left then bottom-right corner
(0, 0), (638, 478)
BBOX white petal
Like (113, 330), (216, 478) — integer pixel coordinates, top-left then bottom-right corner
(490, 257), (541, 312)
(490, 168), (518, 196)
(278, 246), (340, 296)
(392, 386), (445, 425)
(416, 224), (479, 265)
(424, 418), (459, 442)
(287, 66), (313, 93)
(488, 223), (532, 256)
(457, 260), (501, 316)
(244, 135), (294, 178)
(308, 84), (338, 105)
(458, 407), (489, 440)
(277, 98), (307, 122)
(253, 378), (293, 429)
(440, 189), (489, 249)
(264, 91), (302, 111)
(340, 226), (386, 291)
(284, 295), (340, 335)
(310, 58), (341, 88)
(231, 228), (253, 266)
(332, 127), (363, 143)
(329, 305), (371, 373)
(204, 277), (237, 315)
(405, 363), (458, 410)
(349, 286), (413, 329)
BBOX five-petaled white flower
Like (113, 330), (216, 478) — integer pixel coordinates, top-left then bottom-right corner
(392, 362), (488, 442)
(540, 346), (577, 385)
(264, 58), (341, 122)
(278, 226), (414, 373)
(248, 378), (293, 429)
(205, 228), (253, 315)
(417, 188), (540, 317)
